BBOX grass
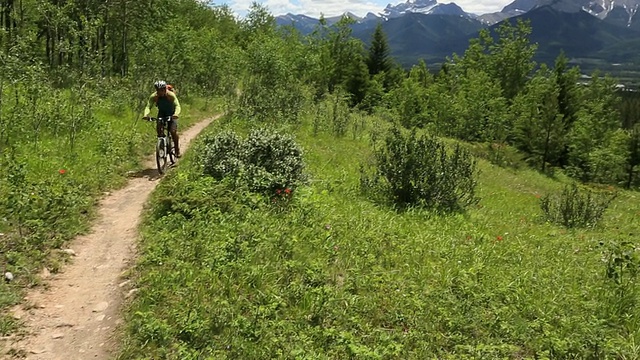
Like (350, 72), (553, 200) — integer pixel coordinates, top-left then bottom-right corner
(0, 96), (222, 340)
(117, 110), (640, 359)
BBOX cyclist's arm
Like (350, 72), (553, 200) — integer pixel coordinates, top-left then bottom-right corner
(143, 93), (155, 118)
(172, 93), (181, 117)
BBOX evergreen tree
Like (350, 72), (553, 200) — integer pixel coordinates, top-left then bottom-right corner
(489, 19), (537, 101)
(512, 65), (564, 172)
(345, 52), (371, 107)
(366, 23), (392, 78)
(567, 74), (622, 182)
(553, 51), (582, 166)
(619, 92), (640, 187)
(327, 16), (360, 93)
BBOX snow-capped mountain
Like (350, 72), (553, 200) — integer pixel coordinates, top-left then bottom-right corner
(567, 0), (639, 23)
(473, 0), (640, 25)
(276, 0), (640, 26)
(363, 12), (382, 22)
(508, 0), (640, 25)
(275, 11), (365, 31)
(477, 0), (532, 25)
(324, 12), (362, 24)
(381, 0), (469, 19)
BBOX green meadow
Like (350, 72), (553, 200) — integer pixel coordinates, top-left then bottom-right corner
(117, 110), (640, 359)
(1, 1), (639, 358)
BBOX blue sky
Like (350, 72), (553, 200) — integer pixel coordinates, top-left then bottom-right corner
(215, 0), (515, 18)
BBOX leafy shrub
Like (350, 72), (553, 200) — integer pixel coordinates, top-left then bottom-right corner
(600, 240), (640, 320)
(540, 183), (616, 228)
(199, 130), (244, 182)
(587, 129), (631, 185)
(198, 128), (307, 195)
(361, 127), (479, 211)
(242, 129), (307, 192)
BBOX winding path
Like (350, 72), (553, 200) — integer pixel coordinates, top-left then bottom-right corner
(3, 116), (218, 359)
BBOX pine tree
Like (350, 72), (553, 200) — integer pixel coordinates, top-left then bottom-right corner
(553, 51), (581, 167)
(567, 73), (622, 181)
(366, 23), (392, 78)
(489, 19), (537, 101)
(512, 65), (565, 172)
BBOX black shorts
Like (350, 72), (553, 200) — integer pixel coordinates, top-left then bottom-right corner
(156, 115), (178, 133)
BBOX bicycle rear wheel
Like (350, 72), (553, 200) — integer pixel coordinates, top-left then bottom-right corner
(156, 137), (168, 174)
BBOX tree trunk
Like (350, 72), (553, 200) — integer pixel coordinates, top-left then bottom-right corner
(542, 120), (556, 173)
(4, 0), (13, 35)
(100, 25), (106, 76)
(121, 0), (128, 76)
(46, 29), (52, 66)
(57, 30), (63, 66)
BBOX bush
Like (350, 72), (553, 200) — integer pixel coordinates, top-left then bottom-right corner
(540, 183), (616, 228)
(198, 128), (307, 195)
(199, 130), (244, 182)
(600, 240), (640, 321)
(361, 127), (479, 211)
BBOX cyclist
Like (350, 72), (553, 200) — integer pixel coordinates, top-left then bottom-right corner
(143, 80), (182, 157)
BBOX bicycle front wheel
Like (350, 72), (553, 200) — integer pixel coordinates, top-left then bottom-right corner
(156, 137), (168, 174)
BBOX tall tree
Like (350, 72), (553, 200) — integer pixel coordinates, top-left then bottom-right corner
(512, 65), (564, 172)
(553, 51), (582, 166)
(409, 60), (432, 88)
(345, 52), (370, 107)
(454, 28), (492, 76)
(241, 2), (275, 44)
(366, 23), (392, 78)
(567, 73), (622, 181)
(452, 68), (508, 142)
(310, 15), (372, 106)
(489, 19), (537, 101)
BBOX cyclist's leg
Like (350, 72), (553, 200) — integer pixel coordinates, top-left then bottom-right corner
(169, 117), (180, 157)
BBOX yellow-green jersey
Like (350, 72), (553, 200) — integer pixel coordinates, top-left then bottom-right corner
(143, 91), (181, 118)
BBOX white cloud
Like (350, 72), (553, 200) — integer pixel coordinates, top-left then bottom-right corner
(290, 0), (392, 17)
(454, 0), (512, 14)
(228, 0), (395, 17)
(225, 0), (513, 17)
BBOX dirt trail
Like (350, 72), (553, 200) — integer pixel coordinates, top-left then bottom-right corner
(3, 116), (218, 360)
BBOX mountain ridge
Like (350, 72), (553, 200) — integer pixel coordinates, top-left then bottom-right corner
(276, 0), (640, 26)
(275, 0), (640, 67)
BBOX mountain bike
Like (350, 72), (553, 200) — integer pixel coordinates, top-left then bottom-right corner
(148, 116), (176, 174)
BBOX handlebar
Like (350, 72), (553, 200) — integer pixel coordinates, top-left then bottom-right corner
(144, 115), (178, 122)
